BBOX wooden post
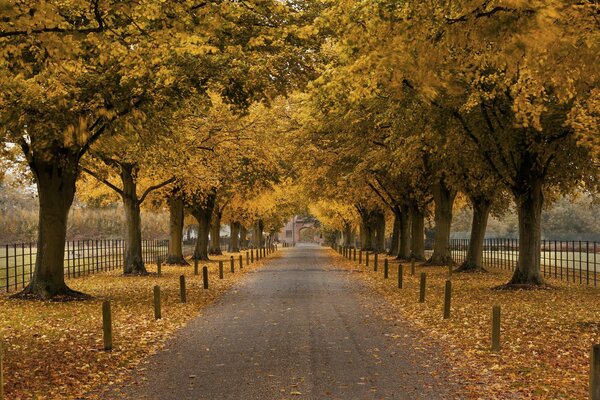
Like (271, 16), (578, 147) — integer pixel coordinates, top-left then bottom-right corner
(179, 275), (186, 303)
(157, 258), (162, 277)
(353, 248), (356, 261)
(239, 255), (243, 270)
(202, 266), (208, 289)
(102, 301), (112, 351)
(410, 258), (415, 275)
(419, 272), (426, 303)
(230, 256), (235, 273)
(398, 265), (403, 288)
(443, 280), (452, 319)
(384, 259), (389, 279)
(366, 252), (370, 268)
(374, 253), (378, 272)
(154, 285), (161, 320)
(246, 251), (249, 266)
(359, 250), (363, 265)
(591, 344), (600, 400)
(448, 265), (453, 278)
(194, 259), (199, 275)
(219, 261), (224, 279)
(251, 249), (254, 263)
(0, 341), (3, 400)
(491, 305), (501, 352)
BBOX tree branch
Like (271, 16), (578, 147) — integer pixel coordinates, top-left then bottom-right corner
(139, 177), (176, 204)
(81, 167), (124, 196)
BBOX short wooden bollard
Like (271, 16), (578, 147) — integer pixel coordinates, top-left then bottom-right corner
(230, 256), (235, 273)
(384, 258), (389, 279)
(591, 344), (600, 400)
(359, 250), (363, 265)
(246, 251), (250, 266)
(102, 301), (112, 351)
(443, 280), (452, 319)
(398, 265), (403, 288)
(0, 341), (3, 400)
(410, 258), (416, 275)
(157, 259), (162, 277)
(353, 248), (356, 261)
(251, 250), (254, 263)
(448, 265), (453, 278)
(366, 253), (370, 268)
(179, 275), (186, 303)
(239, 255), (243, 270)
(219, 261), (224, 279)
(491, 305), (501, 352)
(374, 253), (378, 272)
(194, 259), (199, 276)
(153, 286), (161, 320)
(419, 272), (426, 303)
(202, 266), (209, 289)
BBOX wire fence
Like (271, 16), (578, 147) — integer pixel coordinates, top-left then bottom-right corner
(449, 238), (600, 287)
(0, 239), (169, 292)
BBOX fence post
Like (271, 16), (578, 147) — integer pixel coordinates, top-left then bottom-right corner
(154, 286), (161, 320)
(239, 255), (243, 270)
(591, 344), (600, 400)
(366, 252), (370, 268)
(419, 272), (426, 303)
(491, 305), (501, 352)
(202, 266), (209, 289)
(398, 265), (403, 288)
(219, 261), (224, 279)
(246, 251), (249, 266)
(384, 258), (389, 279)
(157, 258), (162, 277)
(102, 301), (112, 351)
(194, 259), (199, 276)
(353, 248), (356, 261)
(443, 280), (452, 319)
(251, 249), (254, 263)
(179, 275), (186, 303)
(359, 250), (363, 265)
(410, 258), (416, 275)
(448, 265), (453, 278)
(374, 253), (378, 272)
(230, 256), (235, 273)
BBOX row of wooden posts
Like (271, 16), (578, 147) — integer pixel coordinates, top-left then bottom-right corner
(0, 246), (286, 400)
(335, 244), (600, 400)
(101, 245), (277, 352)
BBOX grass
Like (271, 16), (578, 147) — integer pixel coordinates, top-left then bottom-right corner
(334, 249), (600, 399)
(0, 249), (277, 399)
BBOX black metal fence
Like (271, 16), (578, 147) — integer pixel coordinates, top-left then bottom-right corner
(449, 238), (600, 287)
(0, 239), (169, 292)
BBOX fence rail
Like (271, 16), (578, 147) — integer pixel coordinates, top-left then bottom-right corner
(449, 238), (599, 287)
(0, 239), (169, 292)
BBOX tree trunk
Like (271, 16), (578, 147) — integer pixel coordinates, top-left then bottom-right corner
(374, 210), (385, 253)
(508, 173), (545, 286)
(254, 220), (264, 248)
(166, 196), (187, 265)
(15, 156), (84, 299)
(240, 225), (247, 250)
(427, 180), (456, 265)
(120, 164), (146, 275)
(343, 222), (355, 248)
(410, 203), (426, 261)
(190, 193), (215, 261)
(389, 212), (400, 256)
(457, 196), (491, 272)
(398, 204), (411, 260)
(209, 208), (223, 255)
(230, 221), (240, 252)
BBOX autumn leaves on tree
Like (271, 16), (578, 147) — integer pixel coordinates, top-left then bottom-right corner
(0, 0), (598, 298)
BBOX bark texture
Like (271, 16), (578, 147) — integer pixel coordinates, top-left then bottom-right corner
(15, 156), (85, 299)
(427, 180), (456, 266)
(120, 164), (147, 275)
(457, 196), (491, 272)
(229, 221), (241, 253)
(410, 204), (426, 261)
(389, 214), (400, 257)
(209, 208), (223, 255)
(253, 220), (264, 248)
(190, 192), (216, 261)
(239, 225), (248, 250)
(166, 196), (187, 265)
(398, 204), (411, 260)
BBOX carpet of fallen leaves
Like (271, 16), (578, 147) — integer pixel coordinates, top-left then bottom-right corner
(0, 251), (278, 400)
(334, 250), (600, 399)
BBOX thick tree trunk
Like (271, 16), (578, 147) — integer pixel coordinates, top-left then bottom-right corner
(230, 221), (240, 253)
(166, 196), (187, 265)
(239, 225), (247, 250)
(15, 157), (84, 299)
(209, 209), (223, 255)
(410, 204), (426, 261)
(191, 193), (215, 261)
(343, 223), (355, 247)
(457, 196), (492, 272)
(389, 213), (400, 256)
(253, 220), (264, 248)
(120, 164), (146, 275)
(508, 173), (545, 286)
(398, 204), (411, 260)
(427, 180), (456, 265)
(374, 210), (385, 253)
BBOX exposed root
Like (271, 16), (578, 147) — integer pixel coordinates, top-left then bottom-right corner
(11, 285), (91, 301)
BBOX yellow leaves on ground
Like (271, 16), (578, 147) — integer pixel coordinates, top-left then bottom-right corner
(335, 251), (600, 399)
(0, 251), (279, 400)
